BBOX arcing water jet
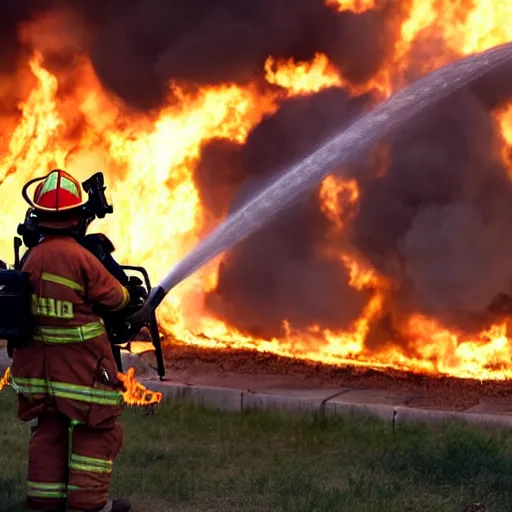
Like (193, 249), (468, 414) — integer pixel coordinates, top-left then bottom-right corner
(129, 44), (512, 321)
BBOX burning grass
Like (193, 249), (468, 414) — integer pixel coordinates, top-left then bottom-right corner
(2, 388), (512, 511)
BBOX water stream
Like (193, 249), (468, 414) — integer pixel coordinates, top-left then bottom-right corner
(133, 42), (512, 320)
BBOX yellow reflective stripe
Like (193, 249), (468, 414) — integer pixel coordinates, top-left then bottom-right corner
(72, 454), (112, 469)
(28, 482), (66, 490)
(52, 390), (121, 405)
(11, 377), (123, 406)
(60, 175), (80, 198)
(69, 461), (110, 474)
(33, 321), (105, 344)
(110, 285), (130, 312)
(27, 481), (67, 499)
(70, 454), (113, 474)
(36, 172), (58, 200)
(42, 272), (84, 293)
(27, 490), (66, 499)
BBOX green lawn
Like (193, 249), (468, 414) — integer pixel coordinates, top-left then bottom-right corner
(1, 388), (512, 512)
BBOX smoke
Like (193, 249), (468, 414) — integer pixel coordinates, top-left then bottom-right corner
(352, 90), (512, 328)
(206, 197), (370, 338)
(199, 88), (375, 338)
(204, 69), (512, 338)
(87, 0), (402, 110)
(324, 2), (409, 85)
(0, 0), (407, 110)
(194, 139), (247, 220)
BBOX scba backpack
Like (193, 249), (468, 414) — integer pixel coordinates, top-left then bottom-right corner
(0, 269), (32, 354)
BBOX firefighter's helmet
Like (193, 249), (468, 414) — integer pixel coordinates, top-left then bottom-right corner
(23, 169), (88, 213)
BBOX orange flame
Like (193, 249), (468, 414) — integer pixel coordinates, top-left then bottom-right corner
(264, 53), (342, 95)
(326, 0), (377, 14)
(117, 368), (163, 407)
(0, 367), (10, 391)
(319, 176), (359, 232)
(497, 104), (512, 170)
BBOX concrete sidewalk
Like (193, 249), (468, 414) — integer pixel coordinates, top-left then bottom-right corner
(141, 374), (512, 430)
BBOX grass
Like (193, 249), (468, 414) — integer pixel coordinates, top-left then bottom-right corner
(2, 389), (512, 512)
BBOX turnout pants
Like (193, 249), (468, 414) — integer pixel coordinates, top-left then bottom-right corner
(26, 412), (123, 511)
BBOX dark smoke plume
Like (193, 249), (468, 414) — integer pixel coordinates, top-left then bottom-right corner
(194, 139), (247, 221)
(1, 0), (405, 110)
(353, 90), (512, 329)
(87, 0), (403, 110)
(203, 88), (374, 337)
(204, 70), (512, 338)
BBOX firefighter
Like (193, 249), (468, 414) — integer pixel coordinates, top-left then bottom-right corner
(10, 169), (132, 512)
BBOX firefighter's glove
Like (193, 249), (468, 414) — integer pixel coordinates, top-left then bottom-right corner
(127, 276), (148, 303)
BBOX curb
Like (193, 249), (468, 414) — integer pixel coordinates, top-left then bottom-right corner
(141, 379), (512, 430)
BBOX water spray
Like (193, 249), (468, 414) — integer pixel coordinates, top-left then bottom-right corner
(131, 42), (512, 322)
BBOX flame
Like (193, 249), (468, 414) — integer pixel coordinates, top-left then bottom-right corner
(265, 53), (342, 95)
(319, 176), (359, 232)
(117, 368), (163, 407)
(498, 104), (512, 169)
(326, 0), (377, 14)
(383, 316), (512, 380)
(0, 367), (10, 391)
(398, 1), (512, 59)
(499, 105), (512, 146)
(341, 253), (382, 292)
(2, 1), (512, 383)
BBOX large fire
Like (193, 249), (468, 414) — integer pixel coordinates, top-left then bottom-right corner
(2, 1), (512, 381)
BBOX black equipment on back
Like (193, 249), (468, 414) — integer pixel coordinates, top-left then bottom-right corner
(0, 269), (33, 357)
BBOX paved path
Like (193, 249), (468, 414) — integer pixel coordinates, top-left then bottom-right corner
(136, 353), (512, 430)
(140, 374), (512, 430)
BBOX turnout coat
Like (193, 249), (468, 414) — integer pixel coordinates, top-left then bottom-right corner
(11, 234), (130, 428)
